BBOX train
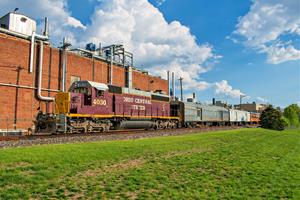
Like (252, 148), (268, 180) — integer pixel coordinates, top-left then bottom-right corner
(35, 80), (260, 134)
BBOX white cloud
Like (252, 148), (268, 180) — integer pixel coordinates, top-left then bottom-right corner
(67, 16), (86, 29)
(82, 0), (217, 91)
(261, 42), (300, 64)
(233, 0), (300, 64)
(0, 0), (86, 45)
(256, 96), (268, 103)
(214, 80), (245, 98)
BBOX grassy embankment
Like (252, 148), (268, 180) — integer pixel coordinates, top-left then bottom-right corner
(0, 128), (299, 199)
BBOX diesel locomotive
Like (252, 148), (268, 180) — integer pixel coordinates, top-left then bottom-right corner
(35, 80), (259, 134)
(35, 80), (180, 134)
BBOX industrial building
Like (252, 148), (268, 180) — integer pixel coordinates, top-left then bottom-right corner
(234, 102), (267, 113)
(0, 11), (169, 133)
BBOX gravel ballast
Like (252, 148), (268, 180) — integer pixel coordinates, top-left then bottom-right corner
(0, 126), (243, 149)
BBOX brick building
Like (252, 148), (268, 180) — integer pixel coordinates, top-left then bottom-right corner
(0, 33), (169, 132)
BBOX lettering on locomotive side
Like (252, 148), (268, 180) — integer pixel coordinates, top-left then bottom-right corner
(132, 105), (146, 110)
(162, 104), (165, 112)
(93, 99), (107, 106)
(123, 97), (151, 105)
(123, 97), (134, 103)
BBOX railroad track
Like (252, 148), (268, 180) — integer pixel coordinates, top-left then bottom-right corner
(0, 126), (249, 148)
(0, 129), (149, 141)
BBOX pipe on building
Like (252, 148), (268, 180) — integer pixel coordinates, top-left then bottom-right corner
(167, 71), (170, 96)
(109, 45), (114, 85)
(178, 77), (183, 101)
(43, 17), (49, 37)
(0, 27), (48, 41)
(62, 37), (67, 92)
(61, 38), (71, 92)
(0, 82), (60, 92)
(128, 66), (132, 89)
(172, 72), (175, 100)
(29, 31), (35, 73)
(37, 41), (54, 101)
(70, 48), (107, 61)
(0, 27), (49, 74)
(110, 45), (114, 84)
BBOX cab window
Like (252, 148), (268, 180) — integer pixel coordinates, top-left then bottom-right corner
(72, 87), (91, 95)
(96, 90), (104, 97)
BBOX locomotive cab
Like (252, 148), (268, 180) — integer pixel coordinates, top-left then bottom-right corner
(68, 81), (109, 112)
(71, 86), (92, 106)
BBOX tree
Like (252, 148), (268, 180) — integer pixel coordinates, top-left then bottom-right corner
(260, 105), (287, 131)
(281, 116), (290, 128)
(283, 104), (300, 128)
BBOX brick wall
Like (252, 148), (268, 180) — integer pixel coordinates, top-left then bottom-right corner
(0, 33), (169, 130)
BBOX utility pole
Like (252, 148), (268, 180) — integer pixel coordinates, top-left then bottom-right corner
(178, 77), (183, 101)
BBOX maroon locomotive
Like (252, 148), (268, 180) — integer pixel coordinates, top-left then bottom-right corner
(35, 80), (180, 133)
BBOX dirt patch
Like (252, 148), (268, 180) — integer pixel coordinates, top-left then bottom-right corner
(70, 192), (84, 200)
(82, 158), (145, 177)
(0, 161), (32, 170)
(163, 147), (210, 159)
(19, 169), (36, 176)
(15, 161), (31, 167)
(125, 191), (138, 200)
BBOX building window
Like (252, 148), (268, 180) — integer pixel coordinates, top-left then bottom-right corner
(70, 76), (80, 85)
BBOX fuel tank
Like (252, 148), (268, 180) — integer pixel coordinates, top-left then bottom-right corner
(118, 120), (155, 129)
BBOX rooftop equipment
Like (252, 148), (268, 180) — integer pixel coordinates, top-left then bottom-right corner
(86, 43), (96, 52)
(0, 12), (36, 36)
(187, 92), (196, 103)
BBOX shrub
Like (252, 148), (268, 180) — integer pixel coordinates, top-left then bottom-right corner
(281, 116), (290, 129)
(260, 105), (287, 131)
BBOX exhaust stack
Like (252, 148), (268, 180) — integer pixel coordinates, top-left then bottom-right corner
(171, 72), (175, 100)
(167, 71), (170, 95)
(43, 17), (49, 37)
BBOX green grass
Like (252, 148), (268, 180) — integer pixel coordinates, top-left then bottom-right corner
(0, 128), (299, 199)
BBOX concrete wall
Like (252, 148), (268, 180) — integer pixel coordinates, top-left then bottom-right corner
(0, 33), (168, 130)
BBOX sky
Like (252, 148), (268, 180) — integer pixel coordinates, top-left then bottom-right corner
(0, 0), (299, 107)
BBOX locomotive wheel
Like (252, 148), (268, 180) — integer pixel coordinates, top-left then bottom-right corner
(104, 124), (110, 132)
(87, 124), (93, 133)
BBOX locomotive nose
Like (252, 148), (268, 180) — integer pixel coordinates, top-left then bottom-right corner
(55, 92), (71, 114)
